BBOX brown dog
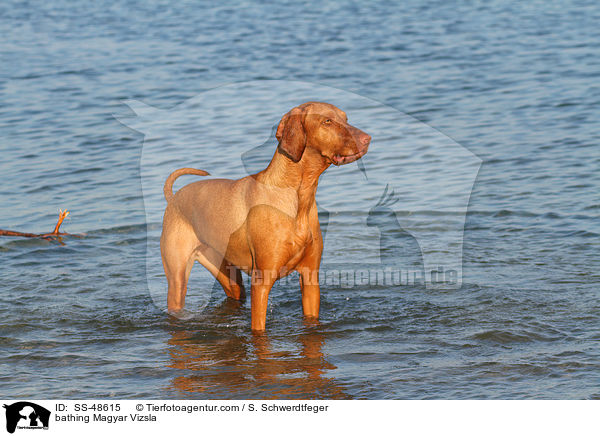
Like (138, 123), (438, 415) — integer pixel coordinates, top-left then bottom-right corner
(160, 102), (370, 331)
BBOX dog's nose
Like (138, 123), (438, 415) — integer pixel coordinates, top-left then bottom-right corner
(360, 133), (371, 146)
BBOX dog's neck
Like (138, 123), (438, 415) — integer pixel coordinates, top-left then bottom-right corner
(258, 147), (330, 216)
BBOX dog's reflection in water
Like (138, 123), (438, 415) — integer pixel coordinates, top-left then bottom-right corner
(165, 300), (348, 399)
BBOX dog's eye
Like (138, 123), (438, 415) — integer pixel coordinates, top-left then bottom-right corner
(323, 119), (332, 125)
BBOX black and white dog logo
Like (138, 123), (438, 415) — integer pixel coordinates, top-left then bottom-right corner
(3, 402), (50, 434)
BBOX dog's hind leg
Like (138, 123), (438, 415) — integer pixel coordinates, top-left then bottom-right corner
(161, 224), (198, 312)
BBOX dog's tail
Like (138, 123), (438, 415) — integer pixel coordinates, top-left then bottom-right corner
(163, 167), (210, 202)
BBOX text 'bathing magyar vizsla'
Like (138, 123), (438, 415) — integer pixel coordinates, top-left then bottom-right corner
(161, 102), (371, 331)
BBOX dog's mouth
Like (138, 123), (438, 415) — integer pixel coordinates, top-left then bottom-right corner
(331, 142), (369, 166)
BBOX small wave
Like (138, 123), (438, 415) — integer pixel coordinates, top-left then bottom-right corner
(70, 167), (105, 175)
(88, 223), (149, 235)
(469, 329), (551, 344)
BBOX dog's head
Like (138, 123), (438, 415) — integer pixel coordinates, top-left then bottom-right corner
(276, 102), (371, 165)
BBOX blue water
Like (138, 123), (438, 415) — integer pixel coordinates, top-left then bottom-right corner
(1, 0), (599, 399)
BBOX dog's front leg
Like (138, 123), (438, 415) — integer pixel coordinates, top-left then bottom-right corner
(298, 266), (320, 319)
(297, 238), (322, 319)
(296, 210), (324, 320)
(250, 269), (276, 331)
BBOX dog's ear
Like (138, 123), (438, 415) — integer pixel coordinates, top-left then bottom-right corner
(276, 107), (306, 163)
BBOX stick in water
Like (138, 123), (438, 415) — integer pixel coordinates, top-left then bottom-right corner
(0, 209), (77, 241)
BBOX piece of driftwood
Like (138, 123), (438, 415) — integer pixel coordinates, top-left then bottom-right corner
(0, 210), (78, 242)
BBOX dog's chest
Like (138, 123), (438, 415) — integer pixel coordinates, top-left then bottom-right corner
(281, 229), (311, 272)
(291, 217), (312, 247)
